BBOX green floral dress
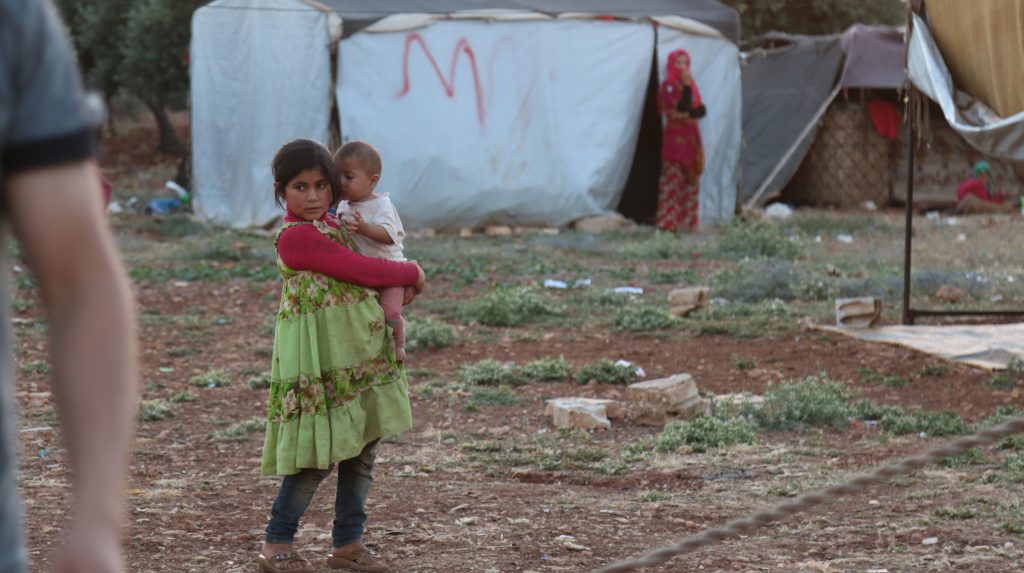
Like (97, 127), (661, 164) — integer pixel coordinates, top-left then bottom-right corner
(261, 220), (410, 476)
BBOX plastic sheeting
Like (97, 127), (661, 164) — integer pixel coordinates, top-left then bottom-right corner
(317, 0), (741, 42)
(739, 37), (844, 204)
(908, 13), (1024, 162)
(655, 26), (741, 227)
(191, 0), (334, 228)
(838, 24), (905, 89)
(336, 20), (654, 230)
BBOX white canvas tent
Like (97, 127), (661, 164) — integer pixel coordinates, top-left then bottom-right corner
(191, 0), (741, 230)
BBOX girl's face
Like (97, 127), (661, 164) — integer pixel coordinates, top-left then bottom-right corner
(282, 168), (331, 220)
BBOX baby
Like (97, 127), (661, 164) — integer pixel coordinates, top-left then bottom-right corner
(333, 140), (409, 361)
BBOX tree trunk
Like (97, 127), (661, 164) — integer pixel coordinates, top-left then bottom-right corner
(144, 100), (183, 155)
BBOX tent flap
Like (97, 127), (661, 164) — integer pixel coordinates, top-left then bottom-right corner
(908, 13), (1024, 162)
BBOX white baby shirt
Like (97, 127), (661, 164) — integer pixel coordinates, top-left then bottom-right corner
(337, 194), (406, 261)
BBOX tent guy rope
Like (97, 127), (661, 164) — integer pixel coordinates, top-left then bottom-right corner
(592, 416), (1024, 573)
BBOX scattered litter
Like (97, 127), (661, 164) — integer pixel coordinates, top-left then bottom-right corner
(1008, 276), (1016, 283)
(764, 203), (794, 220)
(868, 499), (880, 505)
(543, 279), (568, 289)
(159, 367), (174, 373)
(1005, 542), (1015, 548)
(862, 200), (877, 211)
(926, 211), (940, 220)
(814, 235), (823, 243)
(555, 534), (590, 551)
(107, 201), (124, 214)
(945, 217), (960, 226)
(165, 180), (191, 203)
(610, 286), (643, 295)
(922, 537), (939, 545)
(573, 278), (592, 288)
(19, 426), (52, 434)
(38, 449), (48, 459)
(146, 197), (183, 215)
(866, 569), (889, 573)
(449, 504), (470, 513)
(710, 297), (729, 306)
(173, 281), (190, 288)
(455, 516), (479, 526)
(957, 233), (967, 242)
(615, 359), (645, 378)
(992, 295), (1004, 302)
(837, 234), (854, 244)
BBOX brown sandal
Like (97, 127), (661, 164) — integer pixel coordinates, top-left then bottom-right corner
(258, 551), (315, 573)
(326, 545), (390, 572)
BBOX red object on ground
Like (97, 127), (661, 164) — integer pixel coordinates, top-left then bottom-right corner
(956, 177), (1003, 204)
(866, 100), (899, 140)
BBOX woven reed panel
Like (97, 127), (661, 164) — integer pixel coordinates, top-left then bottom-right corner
(784, 102), (891, 208)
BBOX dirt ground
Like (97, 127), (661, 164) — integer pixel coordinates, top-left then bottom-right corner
(14, 118), (1024, 573)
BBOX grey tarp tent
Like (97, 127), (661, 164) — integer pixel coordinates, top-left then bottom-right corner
(191, 0), (742, 229)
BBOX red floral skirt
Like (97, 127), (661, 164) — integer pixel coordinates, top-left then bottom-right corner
(656, 161), (699, 232)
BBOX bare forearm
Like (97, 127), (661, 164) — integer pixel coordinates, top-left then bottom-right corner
(49, 264), (137, 525)
(358, 222), (394, 245)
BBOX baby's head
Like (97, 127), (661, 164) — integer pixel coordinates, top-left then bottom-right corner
(334, 141), (382, 203)
(272, 138), (342, 220)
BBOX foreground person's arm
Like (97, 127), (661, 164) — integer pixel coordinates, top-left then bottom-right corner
(7, 161), (138, 573)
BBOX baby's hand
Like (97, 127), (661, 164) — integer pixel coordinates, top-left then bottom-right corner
(343, 211), (362, 234)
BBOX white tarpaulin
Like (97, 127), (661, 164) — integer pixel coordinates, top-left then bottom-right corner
(908, 13), (1024, 162)
(336, 19), (653, 230)
(191, 0), (335, 228)
(655, 24), (741, 228)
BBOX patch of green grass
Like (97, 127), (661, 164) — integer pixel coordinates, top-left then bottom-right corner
(713, 218), (802, 261)
(850, 399), (904, 421)
(939, 448), (988, 469)
(18, 360), (49, 376)
(460, 287), (561, 327)
(459, 359), (523, 386)
(1000, 521), (1024, 535)
(933, 504), (982, 520)
(574, 360), (637, 385)
(639, 491), (670, 503)
(165, 346), (199, 358)
(756, 375), (855, 430)
(469, 387), (521, 407)
(138, 399), (177, 422)
(130, 261), (278, 284)
(135, 214), (208, 239)
(857, 367), (910, 388)
(648, 268), (698, 285)
(732, 354), (757, 371)
(987, 374), (1019, 389)
(186, 235), (264, 263)
(521, 356), (571, 382)
(1001, 452), (1024, 483)
(654, 414), (757, 453)
(879, 409), (971, 437)
(982, 406), (1024, 450)
(619, 232), (688, 260)
(919, 364), (950, 378)
(614, 305), (678, 332)
(170, 390), (199, 403)
(210, 418), (266, 441)
(406, 316), (458, 352)
(247, 373), (273, 390)
(189, 368), (232, 388)
(691, 300), (800, 339)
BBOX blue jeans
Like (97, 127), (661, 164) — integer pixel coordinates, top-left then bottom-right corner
(265, 440), (378, 548)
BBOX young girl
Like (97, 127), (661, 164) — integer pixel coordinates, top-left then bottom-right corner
(258, 139), (425, 573)
(333, 141), (409, 362)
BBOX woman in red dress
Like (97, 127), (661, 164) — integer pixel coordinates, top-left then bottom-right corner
(656, 49), (706, 232)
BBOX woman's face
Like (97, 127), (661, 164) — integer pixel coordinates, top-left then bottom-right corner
(674, 53), (691, 72)
(282, 168), (331, 221)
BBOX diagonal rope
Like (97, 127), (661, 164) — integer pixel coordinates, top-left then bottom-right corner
(592, 416), (1024, 573)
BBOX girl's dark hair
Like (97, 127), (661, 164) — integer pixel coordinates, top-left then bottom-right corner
(271, 139), (342, 208)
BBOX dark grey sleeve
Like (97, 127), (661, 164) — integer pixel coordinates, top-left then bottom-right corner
(1, 0), (93, 175)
